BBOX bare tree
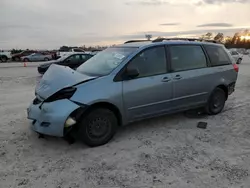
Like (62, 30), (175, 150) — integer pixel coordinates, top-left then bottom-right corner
(200, 32), (213, 40)
(214, 33), (224, 42)
(145, 34), (152, 41)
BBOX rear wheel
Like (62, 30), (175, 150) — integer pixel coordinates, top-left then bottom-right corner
(24, 58), (29, 62)
(1, 55), (7, 62)
(44, 57), (49, 61)
(78, 108), (117, 147)
(206, 88), (226, 115)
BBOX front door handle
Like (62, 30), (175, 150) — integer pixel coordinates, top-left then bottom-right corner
(173, 75), (182, 80)
(162, 77), (171, 82)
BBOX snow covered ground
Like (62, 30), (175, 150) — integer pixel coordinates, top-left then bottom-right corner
(1, 56), (250, 188)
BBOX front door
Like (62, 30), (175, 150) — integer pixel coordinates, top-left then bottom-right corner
(122, 46), (173, 122)
(34, 53), (44, 61)
(168, 45), (211, 110)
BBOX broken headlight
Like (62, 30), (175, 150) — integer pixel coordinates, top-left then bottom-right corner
(44, 87), (76, 103)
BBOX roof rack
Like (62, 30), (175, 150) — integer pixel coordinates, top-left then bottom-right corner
(124, 40), (151, 44)
(152, 37), (221, 44)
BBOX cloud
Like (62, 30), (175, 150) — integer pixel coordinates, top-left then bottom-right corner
(197, 23), (233, 27)
(0, 0), (249, 49)
(0, 24), (34, 30)
(125, 0), (169, 6)
(195, 0), (250, 5)
(118, 27), (250, 40)
(159, 23), (180, 26)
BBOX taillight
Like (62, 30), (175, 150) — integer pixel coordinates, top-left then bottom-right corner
(233, 64), (239, 72)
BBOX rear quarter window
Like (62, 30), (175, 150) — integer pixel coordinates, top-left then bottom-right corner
(204, 45), (232, 66)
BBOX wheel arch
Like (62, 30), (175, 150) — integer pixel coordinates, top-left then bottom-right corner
(1, 55), (8, 62)
(1, 55), (7, 59)
(23, 58), (29, 62)
(80, 102), (123, 126)
(215, 84), (228, 100)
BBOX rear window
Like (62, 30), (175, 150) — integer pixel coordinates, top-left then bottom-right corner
(204, 45), (231, 66)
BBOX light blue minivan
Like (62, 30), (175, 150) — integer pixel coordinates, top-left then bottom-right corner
(27, 39), (238, 147)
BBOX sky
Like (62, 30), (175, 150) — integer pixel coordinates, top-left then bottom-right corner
(0, 0), (250, 49)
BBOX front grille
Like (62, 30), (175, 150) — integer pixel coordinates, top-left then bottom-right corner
(33, 97), (42, 105)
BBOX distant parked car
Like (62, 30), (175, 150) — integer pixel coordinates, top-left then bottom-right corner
(21, 52), (53, 62)
(57, 48), (85, 57)
(37, 53), (93, 74)
(0, 51), (12, 62)
(12, 50), (37, 61)
(229, 51), (243, 64)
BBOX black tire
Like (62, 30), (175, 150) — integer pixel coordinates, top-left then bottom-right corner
(237, 58), (242, 64)
(78, 108), (117, 147)
(206, 88), (226, 115)
(44, 58), (49, 61)
(1, 55), (7, 62)
(24, 58), (29, 62)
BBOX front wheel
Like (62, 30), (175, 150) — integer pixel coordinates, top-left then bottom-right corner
(1, 56), (8, 62)
(206, 88), (226, 115)
(44, 58), (49, 61)
(78, 108), (117, 147)
(236, 58), (242, 64)
(24, 58), (29, 62)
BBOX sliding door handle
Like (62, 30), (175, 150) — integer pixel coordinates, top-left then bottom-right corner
(162, 77), (171, 82)
(173, 75), (182, 80)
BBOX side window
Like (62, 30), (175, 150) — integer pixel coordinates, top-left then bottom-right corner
(169, 45), (207, 72)
(204, 45), (230, 66)
(75, 55), (81, 59)
(127, 46), (167, 78)
(67, 55), (81, 61)
(80, 54), (87, 60)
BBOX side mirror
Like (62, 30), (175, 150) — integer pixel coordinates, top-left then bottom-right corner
(126, 68), (139, 79)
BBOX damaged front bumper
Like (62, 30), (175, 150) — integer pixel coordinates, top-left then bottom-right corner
(27, 99), (83, 137)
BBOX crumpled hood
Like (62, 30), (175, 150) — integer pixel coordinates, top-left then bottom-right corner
(35, 64), (96, 99)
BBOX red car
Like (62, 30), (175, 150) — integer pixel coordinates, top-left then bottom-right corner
(12, 50), (37, 61)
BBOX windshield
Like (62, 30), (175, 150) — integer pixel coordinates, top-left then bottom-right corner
(76, 47), (136, 76)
